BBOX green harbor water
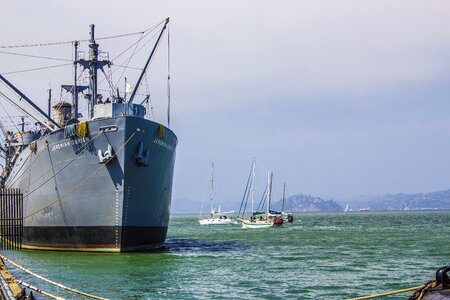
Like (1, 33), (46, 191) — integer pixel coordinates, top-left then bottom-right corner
(1, 211), (449, 299)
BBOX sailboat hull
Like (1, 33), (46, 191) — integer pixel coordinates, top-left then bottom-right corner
(198, 218), (237, 225)
(6, 116), (177, 252)
(241, 220), (273, 229)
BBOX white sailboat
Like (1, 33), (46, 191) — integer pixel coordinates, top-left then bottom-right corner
(198, 163), (237, 225)
(241, 170), (276, 228)
(344, 203), (349, 213)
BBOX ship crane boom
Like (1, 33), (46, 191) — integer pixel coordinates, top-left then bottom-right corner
(0, 74), (60, 131)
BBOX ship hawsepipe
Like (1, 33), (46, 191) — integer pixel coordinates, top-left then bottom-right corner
(6, 115), (177, 252)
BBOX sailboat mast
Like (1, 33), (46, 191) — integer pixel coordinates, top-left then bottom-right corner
(251, 160), (256, 214)
(282, 182), (286, 213)
(267, 172), (273, 214)
(210, 163), (214, 216)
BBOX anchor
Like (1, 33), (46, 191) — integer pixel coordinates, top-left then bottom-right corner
(98, 144), (114, 164)
(135, 141), (150, 166)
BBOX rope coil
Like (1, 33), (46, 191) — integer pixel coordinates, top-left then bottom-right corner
(349, 281), (436, 300)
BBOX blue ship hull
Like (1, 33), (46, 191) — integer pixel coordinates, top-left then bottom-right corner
(6, 116), (177, 252)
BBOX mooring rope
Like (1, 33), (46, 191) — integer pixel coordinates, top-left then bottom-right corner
(0, 254), (108, 300)
(22, 131), (102, 193)
(14, 279), (64, 300)
(24, 130), (137, 219)
(348, 282), (434, 300)
(4, 146), (33, 185)
(7, 143), (49, 188)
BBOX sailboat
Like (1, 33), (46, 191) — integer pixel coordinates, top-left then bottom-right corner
(344, 203), (349, 213)
(198, 164), (237, 225)
(240, 168), (279, 229)
(280, 182), (294, 223)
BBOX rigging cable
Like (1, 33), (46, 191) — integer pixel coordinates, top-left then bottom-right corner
(100, 68), (116, 97)
(1, 22), (162, 77)
(0, 27), (159, 49)
(256, 185), (268, 212)
(24, 130), (138, 220)
(21, 132), (103, 193)
(0, 91), (49, 130)
(0, 92), (21, 134)
(6, 143), (49, 188)
(122, 29), (164, 93)
(0, 50), (71, 62)
(110, 21), (164, 62)
(111, 26), (164, 91)
(96, 29), (158, 89)
(237, 166), (254, 218)
(2, 63), (72, 75)
(113, 32), (145, 90)
(198, 168), (212, 220)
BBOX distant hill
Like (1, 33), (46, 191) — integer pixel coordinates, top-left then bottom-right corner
(365, 190), (450, 211)
(172, 189), (450, 214)
(266, 189), (450, 212)
(272, 193), (343, 212)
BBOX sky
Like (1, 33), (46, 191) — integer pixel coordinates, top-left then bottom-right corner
(1, 1), (450, 206)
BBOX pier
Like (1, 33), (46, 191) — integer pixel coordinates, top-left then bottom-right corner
(0, 257), (23, 299)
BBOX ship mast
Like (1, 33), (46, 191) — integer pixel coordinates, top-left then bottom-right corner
(73, 41), (79, 121)
(89, 25), (98, 118)
(77, 24), (110, 120)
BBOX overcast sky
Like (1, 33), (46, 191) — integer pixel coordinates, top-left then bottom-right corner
(2, 1), (450, 205)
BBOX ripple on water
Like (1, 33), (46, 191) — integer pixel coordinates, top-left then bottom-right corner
(0, 211), (448, 299)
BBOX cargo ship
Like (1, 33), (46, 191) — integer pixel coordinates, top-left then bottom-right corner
(0, 19), (177, 252)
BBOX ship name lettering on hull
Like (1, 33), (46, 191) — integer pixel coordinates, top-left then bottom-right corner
(51, 137), (90, 152)
(153, 138), (174, 152)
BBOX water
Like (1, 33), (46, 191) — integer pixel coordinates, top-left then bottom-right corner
(2, 211), (449, 299)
